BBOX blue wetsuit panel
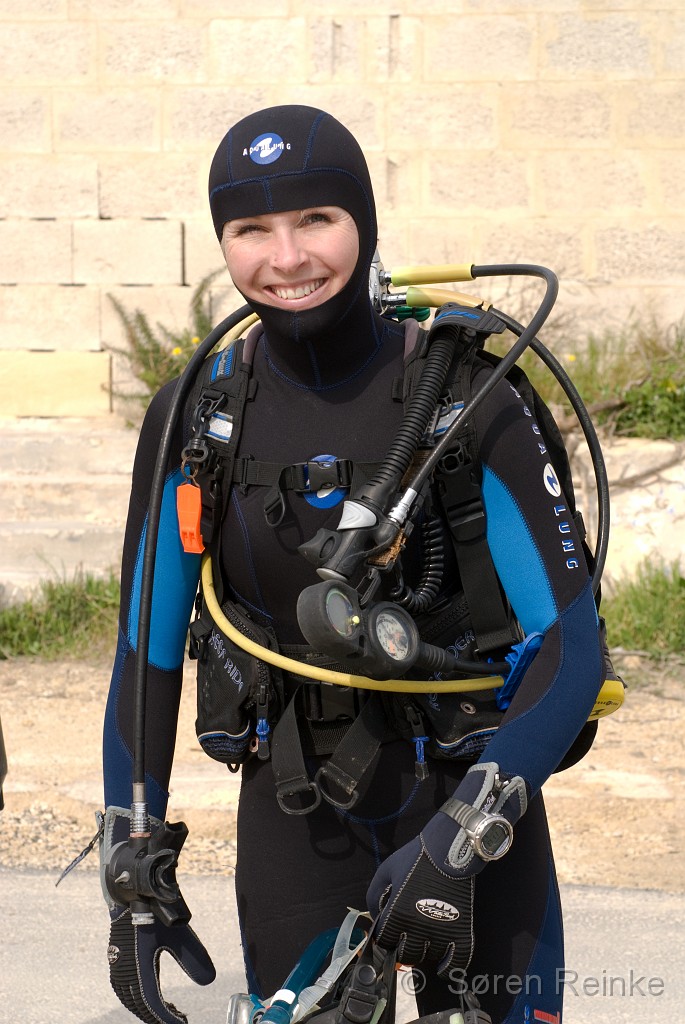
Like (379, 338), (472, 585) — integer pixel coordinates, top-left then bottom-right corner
(482, 465), (557, 634)
(128, 470), (201, 671)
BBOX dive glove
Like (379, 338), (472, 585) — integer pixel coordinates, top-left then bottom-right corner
(366, 762), (527, 978)
(108, 905), (216, 1024)
(101, 806), (216, 1024)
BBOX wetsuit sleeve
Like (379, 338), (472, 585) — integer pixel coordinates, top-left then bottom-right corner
(103, 381), (202, 820)
(471, 370), (604, 796)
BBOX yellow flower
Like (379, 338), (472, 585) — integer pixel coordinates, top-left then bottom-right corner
(172, 346), (182, 356)
(566, 353), (577, 362)
(191, 336), (200, 346)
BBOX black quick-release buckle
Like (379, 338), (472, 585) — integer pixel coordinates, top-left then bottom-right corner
(264, 460), (353, 526)
(337, 962), (386, 1024)
(303, 682), (361, 723)
(447, 497), (486, 543)
(291, 459), (353, 494)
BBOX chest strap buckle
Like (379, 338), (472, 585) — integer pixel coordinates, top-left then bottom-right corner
(292, 459), (353, 494)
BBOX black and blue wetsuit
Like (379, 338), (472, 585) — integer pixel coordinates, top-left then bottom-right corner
(103, 318), (601, 1023)
(103, 104), (603, 1024)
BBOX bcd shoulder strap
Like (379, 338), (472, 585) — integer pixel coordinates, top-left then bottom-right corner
(407, 334), (521, 656)
(183, 326), (260, 600)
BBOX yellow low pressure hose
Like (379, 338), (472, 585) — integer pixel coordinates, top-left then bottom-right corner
(218, 311), (260, 349)
(404, 286), (490, 310)
(390, 263), (475, 287)
(197, 264), (624, 720)
(200, 555), (504, 695)
(200, 558), (623, 717)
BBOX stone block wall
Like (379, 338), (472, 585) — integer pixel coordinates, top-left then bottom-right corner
(0, 1), (683, 416)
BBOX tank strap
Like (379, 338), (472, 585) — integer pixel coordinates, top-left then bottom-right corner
(433, 349), (520, 655)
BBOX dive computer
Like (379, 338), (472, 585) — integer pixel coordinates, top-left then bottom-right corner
(440, 795), (514, 862)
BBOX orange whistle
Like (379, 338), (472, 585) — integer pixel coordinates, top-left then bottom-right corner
(177, 481), (204, 553)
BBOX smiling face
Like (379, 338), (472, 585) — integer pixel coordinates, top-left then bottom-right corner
(221, 206), (359, 312)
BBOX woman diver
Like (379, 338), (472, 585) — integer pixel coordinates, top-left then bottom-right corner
(101, 105), (605, 1024)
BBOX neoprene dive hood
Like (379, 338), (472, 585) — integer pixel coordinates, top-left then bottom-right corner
(208, 104), (379, 352)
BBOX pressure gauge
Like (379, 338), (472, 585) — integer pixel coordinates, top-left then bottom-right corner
(325, 587), (360, 638)
(367, 604), (420, 675)
(374, 610), (412, 662)
(297, 585), (421, 678)
(297, 581), (364, 661)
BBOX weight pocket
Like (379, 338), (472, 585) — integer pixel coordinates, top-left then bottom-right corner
(190, 595), (282, 766)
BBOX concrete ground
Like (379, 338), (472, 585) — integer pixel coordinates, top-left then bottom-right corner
(1, 870), (682, 1024)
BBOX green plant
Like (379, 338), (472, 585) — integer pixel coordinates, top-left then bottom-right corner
(108, 271), (223, 413)
(603, 560), (685, 658)
(613, 375), (685, 442)
(0, 571), (121, 660)
(493, 314), (685, 440)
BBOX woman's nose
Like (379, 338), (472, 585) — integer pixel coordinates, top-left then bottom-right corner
(270, 227), (306, 273)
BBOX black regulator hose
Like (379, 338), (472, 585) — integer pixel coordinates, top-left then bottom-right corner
(133, 305), (252, 805)
(492, 307), (609, 593)
(393, 513), (445, 614)
(357, 329), (455, 512)
(396, 265), (558, 505)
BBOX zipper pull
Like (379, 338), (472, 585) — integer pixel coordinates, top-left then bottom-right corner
(404, 704), (430, 782)
(256, 684), (271, 761)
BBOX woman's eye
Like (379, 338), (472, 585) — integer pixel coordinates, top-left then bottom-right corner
(302, 212), (330, 226)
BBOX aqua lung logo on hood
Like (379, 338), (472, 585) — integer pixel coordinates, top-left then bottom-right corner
(415, 898), (460, 922)
(245, 133), (290, 165)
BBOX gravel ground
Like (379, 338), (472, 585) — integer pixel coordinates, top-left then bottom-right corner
(0, 652), (683, 893)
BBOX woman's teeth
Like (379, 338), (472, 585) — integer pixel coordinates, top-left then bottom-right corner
(272, 279), (324, 301)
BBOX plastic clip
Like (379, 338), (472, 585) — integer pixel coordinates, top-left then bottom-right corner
(256, 718), (271, 761)
(263, 483), (287, 527)
(413, 735), (430, 783)
(256, 684), (271, 760)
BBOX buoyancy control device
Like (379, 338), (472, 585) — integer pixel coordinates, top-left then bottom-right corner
(174, 260), (624, 815)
